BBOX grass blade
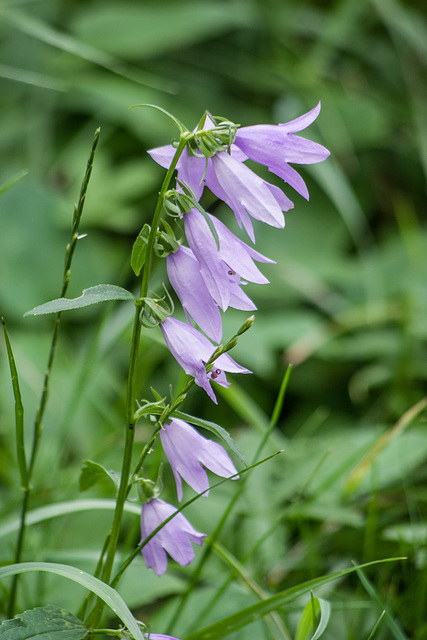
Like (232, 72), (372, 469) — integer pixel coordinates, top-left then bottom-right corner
(1, 319), (28, 490)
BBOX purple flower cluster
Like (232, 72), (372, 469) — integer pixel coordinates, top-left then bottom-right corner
(139, 104), (330, 577)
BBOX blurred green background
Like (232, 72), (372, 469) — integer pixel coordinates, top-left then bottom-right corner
(1, 0), (427, 637)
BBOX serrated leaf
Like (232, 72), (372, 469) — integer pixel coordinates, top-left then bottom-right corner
(0, 563), (144, 640)
(24, 285), (135, 316)
(0, 604), (87, 640)
(172, 410), (247, 466)
(295, 595), (331, 640)
(79, 460), (120, 492)
(131, 223), (151, 275)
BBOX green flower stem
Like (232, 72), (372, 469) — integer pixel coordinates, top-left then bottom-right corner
(88, 134), (189, 630)
(7, 128), (100, 618)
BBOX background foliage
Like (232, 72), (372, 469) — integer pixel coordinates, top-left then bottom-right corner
(1, 0), (427, 638)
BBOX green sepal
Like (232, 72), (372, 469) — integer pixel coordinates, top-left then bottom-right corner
(0, 605), (88, 640)
(131, 223), (151, 276)
(129, 104), (188, 134)
(79, 460), (120, 493)
(154, 231), (181, 258)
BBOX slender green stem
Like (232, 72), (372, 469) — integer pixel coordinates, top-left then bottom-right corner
(7, 128), (100, 618)
(87, 134), (189, 629)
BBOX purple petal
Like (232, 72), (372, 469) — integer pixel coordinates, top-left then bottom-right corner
(161, 418), (238, 501)
(276, 135), (331, 164)
(211, 152), (285, 229)
(208, 214), (274, 283)
(278, 102), (321, 133)
(184, 209), (231, 311)
(167, 246), (222, 342)
(267, 162), (310, 200)
(140, 499), (206, 575)
(147, 144), (175, 169)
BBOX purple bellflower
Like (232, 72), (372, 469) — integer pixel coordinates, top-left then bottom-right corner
(140, 498), (206, 576)
(148, 103), (330, 241)
(167, 245), (223, 343)
(234, 102), (330, 200)
(184, 208), (274, 312)
(148, 635), (181, 640)
(160, 417), (238, 501)
(160, 316), (251, 403)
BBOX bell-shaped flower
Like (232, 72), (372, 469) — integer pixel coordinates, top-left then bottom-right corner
(184, 208), (274, 312)
(148, 104), (329, 241)
(233, 102), (330, 200)
(140, 498), (206, 576)
(159, 316), (251, 403)
(167, 245), (222, 343)
(160, 417), (238, 501)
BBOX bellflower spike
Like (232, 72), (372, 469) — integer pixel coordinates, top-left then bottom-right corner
(160, 417), (238, 501)
(184, 208), (274, 312)
(140, 498), (206, 576)
(167, 245), (222, 343)
(160, 316), (251, 403)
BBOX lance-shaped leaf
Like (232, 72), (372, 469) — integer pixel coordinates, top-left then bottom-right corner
(24, 284), (135, 316)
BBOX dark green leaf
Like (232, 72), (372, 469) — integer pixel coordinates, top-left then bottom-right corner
(0, 605), (87, 640)
(79, 460), (120, 492)
(131, 224), (151, 276)
(24, 285), (135, 316)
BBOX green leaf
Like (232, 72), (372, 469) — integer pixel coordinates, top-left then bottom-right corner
(295, 595), (331, 640)
(24, 285), (135, 316)
(79, 460), (120, 492)
(173, 411), (248, 466)
(0, 563), (144, 640)
(183, 559), (402, 640)
(0, 605), (87, 640)
(131, 223), (151, 276)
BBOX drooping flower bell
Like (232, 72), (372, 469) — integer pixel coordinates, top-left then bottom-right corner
(140, 498), (206, 576)
(160, 417), (238, 501)
(159, 316), (251, 403)
(148, 104), (330, 241)
(184, 208), (274, 313)
(167, 245), (223, 343)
